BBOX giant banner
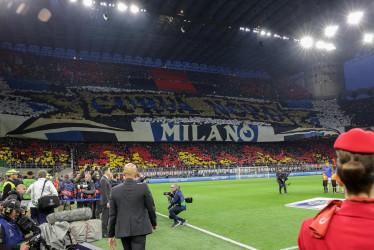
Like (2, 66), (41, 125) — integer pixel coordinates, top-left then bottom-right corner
(0, 114), (343, 142)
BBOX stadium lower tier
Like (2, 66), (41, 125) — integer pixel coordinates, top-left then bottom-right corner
(0, 137), (336, 171)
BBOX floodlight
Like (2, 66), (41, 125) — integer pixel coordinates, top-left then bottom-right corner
(260, 30), (266, 36)
(324, 25), (339, 37)
(239, 27), (244, 31)
(347, 11), (363, 24)
(364, 33), (373, 44)
(267, 32), (271, 36)
(117, 2), (127, 11)
(300, 36), (313, 48)
(245, 28), (250, 32)
(83, 0), (93, 7)
(325, 43), (336, 51)
(316, 40), (326, 49)
(130, 4), (139, 13)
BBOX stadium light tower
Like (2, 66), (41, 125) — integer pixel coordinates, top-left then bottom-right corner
(324, 25), (339, 37)
(83, 0), (93, 7)
(363, 33), (373, 44)
(300, 36), (313, 49)
(130, 4), (139, 13)
(347, 11), (363, 25)
(117, 2), (127, 11)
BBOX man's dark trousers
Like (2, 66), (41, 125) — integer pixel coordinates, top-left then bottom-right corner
(120, 235), (146, 250)
(169, 206), (184, 222)
(102, 205), (109, 235)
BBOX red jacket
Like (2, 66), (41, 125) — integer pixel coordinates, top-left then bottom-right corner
(298, 200), (374, 250)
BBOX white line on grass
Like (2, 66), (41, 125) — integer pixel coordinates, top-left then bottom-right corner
(280, 246), (298, 250)
(156, 212), (258, 250)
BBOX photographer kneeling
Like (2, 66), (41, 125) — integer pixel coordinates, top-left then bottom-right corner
(165, 184), (187, 228)
(0, 199), (29, 250)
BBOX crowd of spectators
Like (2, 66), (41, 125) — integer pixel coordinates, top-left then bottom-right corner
(0, 136), (337, 173)
(1, 48), (311, 100)
(0, 76), (355, 128)
(338, 97), (374, 127)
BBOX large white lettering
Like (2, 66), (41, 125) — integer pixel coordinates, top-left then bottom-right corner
(183, 125), (189, 142)
(192, 125), (206, 141)
(207, 125), (223, 141)
(161, 124), (180, 141)
(239, 126), (254, 141)
(224, 125), (239, 142)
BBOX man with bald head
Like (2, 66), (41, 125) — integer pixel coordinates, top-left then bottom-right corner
(6, 184), (26, 202)
(108, 163), (157, 250)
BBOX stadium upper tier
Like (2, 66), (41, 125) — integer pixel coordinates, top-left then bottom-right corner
(1, 48), (374, 143)
(0, 48), (311, 100)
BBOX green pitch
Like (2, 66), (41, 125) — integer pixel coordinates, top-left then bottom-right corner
(91, 175), (344, 250)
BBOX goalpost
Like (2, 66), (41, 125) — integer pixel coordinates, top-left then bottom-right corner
(235, 166), (270, 180)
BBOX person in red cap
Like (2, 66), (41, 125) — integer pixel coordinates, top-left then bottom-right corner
(298, 128), (374, 249)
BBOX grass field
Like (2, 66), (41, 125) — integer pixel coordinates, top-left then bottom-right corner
(91, 175), (344, 250)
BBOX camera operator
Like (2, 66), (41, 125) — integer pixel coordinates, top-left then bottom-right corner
(165, 184), (187, 228)
(0, 199), (29, 250)
(75, 173), (96, 215)
(276, 168), (289, 195)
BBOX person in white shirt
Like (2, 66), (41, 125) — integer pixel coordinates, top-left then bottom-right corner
(26, 170), (58, 225)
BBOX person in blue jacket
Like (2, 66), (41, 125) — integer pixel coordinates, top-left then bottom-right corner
(165, 184), (187, 228)
(324, 162), (333, 193)
(0, 199), (29, 250)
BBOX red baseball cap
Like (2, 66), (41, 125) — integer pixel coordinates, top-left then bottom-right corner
(334, 128), (374, 153)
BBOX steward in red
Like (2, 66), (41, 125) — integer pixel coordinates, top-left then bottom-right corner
(298, 128), (374, 250)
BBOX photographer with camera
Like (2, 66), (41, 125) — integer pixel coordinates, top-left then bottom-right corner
(75, 173), (96, 214)
(276, 168), (289, 195)
(57, 174), (75, 211)
(165, 184), (187, 228)
(0, 199), (30, 250)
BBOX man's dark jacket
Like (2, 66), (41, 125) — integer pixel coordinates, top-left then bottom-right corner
(99, 175), (111, 206)
(108, 179), (157, 238)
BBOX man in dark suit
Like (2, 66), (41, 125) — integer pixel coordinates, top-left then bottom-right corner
(108, 163), (157, 250)
(100, 166), (112, 238)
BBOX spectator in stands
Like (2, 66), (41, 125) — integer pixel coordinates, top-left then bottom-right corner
(1, 169), (20, 201)
(166, 183), (187, 228)
(100, 166), (112, 238)
(298, 128), (374, 249)
(26, 170), (58, 225)
(22, 171), (36, 212)
(108, 163), (157, 250)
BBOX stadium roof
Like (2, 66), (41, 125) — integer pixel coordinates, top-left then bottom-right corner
(1, 0), (373, 78)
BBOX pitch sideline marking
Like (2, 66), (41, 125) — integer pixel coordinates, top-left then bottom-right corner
(156, 212), (258, 250)
(280, 246), (298, 250)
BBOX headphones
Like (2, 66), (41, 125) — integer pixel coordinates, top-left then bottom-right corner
(4, 199), (17, 215)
